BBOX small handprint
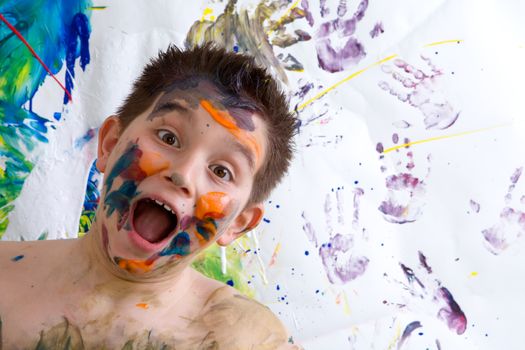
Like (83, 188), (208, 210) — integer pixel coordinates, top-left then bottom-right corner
(480, 167), (525, 254)
(301, 0), (369, 73)
(378, 56), (460, 130)
(376, 134), (431, 224)
(302, 187), (369, 285)
(185, 0), (311, 83)
(387, 251), (467, 335)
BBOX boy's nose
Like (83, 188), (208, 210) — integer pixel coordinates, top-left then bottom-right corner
(165, 171), (193, 197)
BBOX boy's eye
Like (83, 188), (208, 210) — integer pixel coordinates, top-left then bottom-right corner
(209, 164), (232, 181)
(157, 129), (180, 147)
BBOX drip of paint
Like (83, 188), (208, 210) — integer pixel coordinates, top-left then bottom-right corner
(220, 245), (227, 274)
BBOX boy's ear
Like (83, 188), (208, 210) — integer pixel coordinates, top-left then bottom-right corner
(216, 203), (264, 246)
(96, 116), (121, 173)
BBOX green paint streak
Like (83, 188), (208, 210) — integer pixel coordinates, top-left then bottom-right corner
(192, 243), (255, 298)
(38, 232), (48, 240)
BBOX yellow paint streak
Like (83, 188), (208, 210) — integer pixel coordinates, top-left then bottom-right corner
(15, 64), (31, 92)
(342, 291), (351, 315)
(268, 242), (282, 266)
(387, 322), (402, 350)
(470, 271), (478, 277)
(424, 39), (463, 47)
(381, 123), (511, 154)
(297, 54), (398, 111)
(89, 6), (107, 10)
(136, 303), (149, 309)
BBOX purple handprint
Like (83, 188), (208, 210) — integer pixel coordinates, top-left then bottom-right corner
(302, 187), (369, 285)
(481, 167), (525, 254)
(394, 252), (467, 335)
(302, 0), (369, 72)
(379, 56), (460, 130)
(377, 134), (431, 224)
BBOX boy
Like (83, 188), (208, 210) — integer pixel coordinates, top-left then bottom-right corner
(0, 44), (299, 349)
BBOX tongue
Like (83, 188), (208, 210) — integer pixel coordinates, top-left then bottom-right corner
(133, 200), (175, 243)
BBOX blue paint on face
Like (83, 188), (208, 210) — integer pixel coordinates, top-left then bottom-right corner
(104, 143), (142, 192)
(159, 232), (191, 256)
(104, 180), (138, 217)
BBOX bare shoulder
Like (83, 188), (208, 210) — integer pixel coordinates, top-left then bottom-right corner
(189, 284), (302, 349)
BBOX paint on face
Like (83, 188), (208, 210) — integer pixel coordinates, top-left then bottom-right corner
(195, 192), (229, 220)
(159, 232), (191, 256)
(200, 99), (261, 165)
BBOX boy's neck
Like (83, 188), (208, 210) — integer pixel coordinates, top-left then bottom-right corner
(76, 221), (195, 296)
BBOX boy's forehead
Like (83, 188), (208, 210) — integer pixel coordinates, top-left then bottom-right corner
(150, 79), (258, 132)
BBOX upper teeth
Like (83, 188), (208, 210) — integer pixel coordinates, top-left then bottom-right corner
(154, 199), (175, 215)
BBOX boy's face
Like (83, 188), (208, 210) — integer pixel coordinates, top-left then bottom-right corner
(95, 81), (266, 277)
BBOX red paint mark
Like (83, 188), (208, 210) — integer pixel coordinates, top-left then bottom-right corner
(0, 13), (73, 102)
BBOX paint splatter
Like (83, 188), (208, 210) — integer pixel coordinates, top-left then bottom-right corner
(482, 167), (525, 254)
(135, 303), (149, 309)
(78, 160), (101, 236)
(185, 0), (310, 83)
(378, 56), (460, 129)
(469, 199), (481, 213)
(0, 0), (92, 238)
(397, 321), (422, 349)
(11, 254), (24, 262)
(74, 128), (97, 149)
(378, 137), (430, 224)
(395, 252), (467, 335)
(370, 22), (384, 38)
(303, 0), (369, 72)
(192, 241), (256, 298)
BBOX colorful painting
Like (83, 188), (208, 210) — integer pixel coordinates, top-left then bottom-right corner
(1, 0), (524, 348)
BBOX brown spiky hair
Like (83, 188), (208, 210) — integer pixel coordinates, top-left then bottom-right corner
(116, 44), (296, 204)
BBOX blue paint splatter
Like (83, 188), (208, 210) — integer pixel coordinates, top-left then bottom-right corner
(74, 128), (97, 149)
(226, 279), (234, 286)
(11, 254), (24, 262)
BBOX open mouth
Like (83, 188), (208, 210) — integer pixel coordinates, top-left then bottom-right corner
(132, 198), (178, 243)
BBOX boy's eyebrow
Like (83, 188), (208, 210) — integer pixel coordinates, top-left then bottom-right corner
(149, 100), (193, 120)
(227, 138), (256, 172)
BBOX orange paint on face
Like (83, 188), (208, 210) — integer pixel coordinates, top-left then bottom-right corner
(136, 303), (149, 309)
(118, 258), (155, 273)
(138, 151), (169, 176)
(200, 99), (262, 166)
(195, 191), (229, 220)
